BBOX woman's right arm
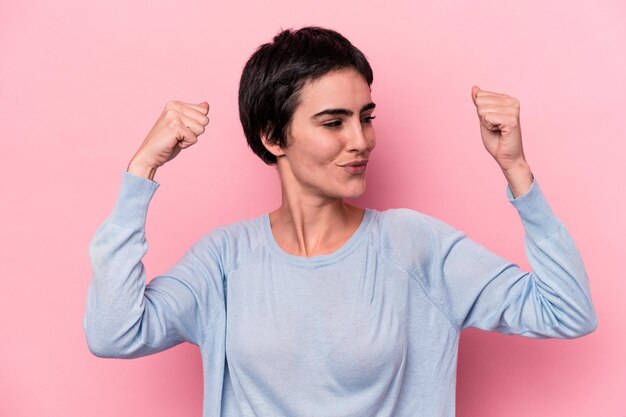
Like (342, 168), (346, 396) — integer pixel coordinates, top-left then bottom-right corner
(84, 101), (213, 358)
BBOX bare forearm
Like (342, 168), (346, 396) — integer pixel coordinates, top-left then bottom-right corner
(127, 158), (158, 181)
(501, 160), (533, 198)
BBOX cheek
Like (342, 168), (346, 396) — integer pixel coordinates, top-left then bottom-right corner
(368, 138), (376, 153)
(367, 128), (377, 150)
(303, 135), (343, 164)
(317, 141), (344, 161)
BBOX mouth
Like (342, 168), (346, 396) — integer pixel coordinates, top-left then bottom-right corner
(339, 160), (368, 174)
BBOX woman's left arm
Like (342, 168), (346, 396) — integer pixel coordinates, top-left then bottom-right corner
(438, 87), (598, 337)
(430, 178), (598, 337)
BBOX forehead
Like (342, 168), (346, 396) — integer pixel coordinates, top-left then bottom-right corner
(296, 68), (372, 112)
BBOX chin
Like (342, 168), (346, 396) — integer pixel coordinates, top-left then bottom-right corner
(317, 176), (367, 200)
(340, 182), (367, 200)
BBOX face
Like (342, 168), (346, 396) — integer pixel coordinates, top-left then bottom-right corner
(268, 67), (376, 201)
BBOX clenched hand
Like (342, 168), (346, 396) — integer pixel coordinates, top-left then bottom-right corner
(128, 101), (210, 180)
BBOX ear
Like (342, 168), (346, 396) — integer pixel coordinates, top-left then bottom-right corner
(260, 131), (286, 158)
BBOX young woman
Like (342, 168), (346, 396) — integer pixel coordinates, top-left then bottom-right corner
(84, 26), (597, 417)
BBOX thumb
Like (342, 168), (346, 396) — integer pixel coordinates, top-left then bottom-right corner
(471, 85), (480, 105)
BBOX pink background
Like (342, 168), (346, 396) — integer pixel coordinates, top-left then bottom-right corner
(1, 1), (624, 416)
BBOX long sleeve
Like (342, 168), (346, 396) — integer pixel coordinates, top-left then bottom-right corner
(83, 172), (222, 358)
(381, 179), (597, 339)
(432, 180), (597, 337)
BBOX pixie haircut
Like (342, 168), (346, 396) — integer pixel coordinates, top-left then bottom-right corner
(238, 26), (374, 165)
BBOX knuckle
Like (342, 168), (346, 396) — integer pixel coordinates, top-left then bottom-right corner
(163, 110), (179, 122)
(167, 119), (180, 128)
(166, 107), (183, 119)
(165, 100), (179, 110)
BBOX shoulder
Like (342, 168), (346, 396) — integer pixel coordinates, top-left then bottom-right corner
(369, 208), (464, 270)
(190, 214), (267, 273)
(373, 208), (459, 239)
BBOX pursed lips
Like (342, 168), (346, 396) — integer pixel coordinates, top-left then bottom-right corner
(338, 160), (368, 174)
(338, 159), (368, 167)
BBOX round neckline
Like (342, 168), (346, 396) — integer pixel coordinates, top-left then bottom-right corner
(262, 209), (373, 267)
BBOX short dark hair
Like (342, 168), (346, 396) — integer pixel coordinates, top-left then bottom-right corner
(238, 26), (374, 165)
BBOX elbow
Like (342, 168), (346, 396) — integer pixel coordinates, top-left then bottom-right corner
(573, 297), (599, 337)
(83, 316), (125, 358)
(85, 331), (117, 358)
(84, 326), (115, 358)
(83, 314), (151, 359)
(86, 338), (117, 358)
(559, 306), (598, 339)
(573, 311), (598, 338)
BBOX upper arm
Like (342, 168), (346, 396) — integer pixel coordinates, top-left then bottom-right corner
(85, 226), (226, 358)
(430, 206), (596, 338)
(381, 204), (596, 339)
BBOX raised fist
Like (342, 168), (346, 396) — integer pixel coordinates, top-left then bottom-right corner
(471, 86), (525, 172)
(471, 86), (534, 197)
(128, 101), (210, 180)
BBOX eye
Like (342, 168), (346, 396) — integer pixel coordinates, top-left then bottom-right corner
(361, 115), (376, 124)
(323, 120), (342, 128)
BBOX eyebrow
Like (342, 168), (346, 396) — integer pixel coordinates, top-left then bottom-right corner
(311, 102), (376, 119)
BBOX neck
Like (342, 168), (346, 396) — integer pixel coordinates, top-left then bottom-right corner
(269, 167), (364, 258)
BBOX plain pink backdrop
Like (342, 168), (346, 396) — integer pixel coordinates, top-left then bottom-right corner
(1, 1), (624, 416)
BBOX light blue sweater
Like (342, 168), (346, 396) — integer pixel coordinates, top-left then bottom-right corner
(84, 172), (597, 417)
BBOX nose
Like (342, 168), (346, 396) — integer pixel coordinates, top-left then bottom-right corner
(347, 118), (375, 153)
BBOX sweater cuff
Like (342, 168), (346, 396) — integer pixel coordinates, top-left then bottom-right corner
(109, 171), (160, 229)
(506, 179), (561, 239)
